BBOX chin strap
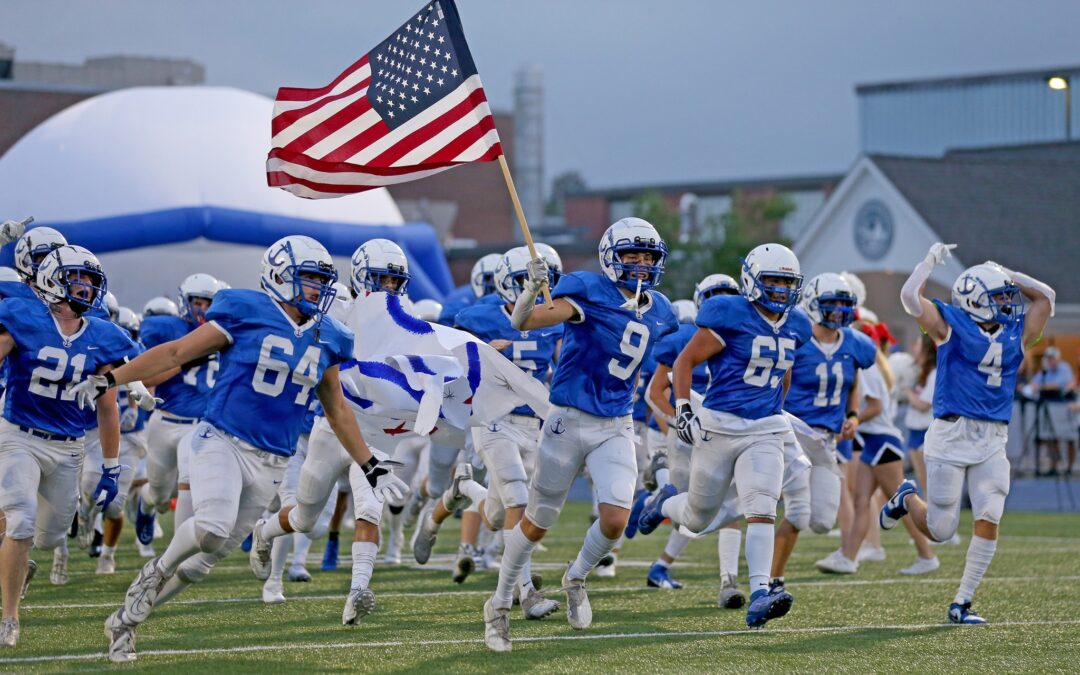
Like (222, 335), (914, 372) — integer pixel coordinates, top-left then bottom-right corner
(620, 277), (643, 312)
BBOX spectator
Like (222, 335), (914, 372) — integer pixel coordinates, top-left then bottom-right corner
(1031, 346), (1076, 475)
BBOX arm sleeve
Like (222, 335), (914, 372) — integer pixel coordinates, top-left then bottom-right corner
(900, 260), (934, 317)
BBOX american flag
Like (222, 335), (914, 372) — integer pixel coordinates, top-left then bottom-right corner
(266, 0), (502, 199)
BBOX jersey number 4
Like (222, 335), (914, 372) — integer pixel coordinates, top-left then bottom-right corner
(977, 342), (1003, 387)
(743, 336), (795, 388)
(252, 335), (322, 404)
(29, 347), (88, 401)
(608, 322), (650, 380)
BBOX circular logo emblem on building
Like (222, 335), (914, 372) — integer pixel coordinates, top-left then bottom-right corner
(853, 199), (894, 261)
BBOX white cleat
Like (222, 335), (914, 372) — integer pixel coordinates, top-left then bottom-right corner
(50, 548), (69, 586)
(453, 544), (476, 584)
(520, 586), (559, 620)
(411, 511), (438, 565)
(562, 564), (593, 630)
(262, 578), (286, 604)
(856, 544), (887, 563)
(104, 610), (137, 662)
(717, 573), (747, 609)
(442, 463), (474, 512)
(900, 556), (941, 576)
(815, 550), (858, 575)
(123, 558), (171, 624)
(383, 549), (402, 565)
(21, 559), (37, 599)
(153, 520), (164, 540)
(0, 617), (18, 648)
(483, 598), (512, 652)
(249, 519), (273, 580)
(136, 541), (156, 558)
(342, 588), (376, 625)
(96, 553), (116, 575)
(594, 555), (616, 578)
(287, 564), (312, 582)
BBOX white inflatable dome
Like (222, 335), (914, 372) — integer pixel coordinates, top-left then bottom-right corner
(0, 86), (404, 224)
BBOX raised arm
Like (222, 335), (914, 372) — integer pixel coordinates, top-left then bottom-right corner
(999, 265), (1056, 349)
(509, 257), (576, 330)
(900, 243), (955, 342)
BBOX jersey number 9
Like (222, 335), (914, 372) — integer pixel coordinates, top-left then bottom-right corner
(608, 322), (650, 380)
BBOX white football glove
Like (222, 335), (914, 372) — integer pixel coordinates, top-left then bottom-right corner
(120, 405), (139, 432)
(127, 380), (162, 412)
(71, 373), (112, 411)
(525, 256), (549, 287)
(0, 218), (28, 247)
(362, 457), (408, 503)
(924, 243), (957, 267)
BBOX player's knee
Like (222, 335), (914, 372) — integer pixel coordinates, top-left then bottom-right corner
(809, 469), (841, 534)
(484, 495), (506, 531)
(193, 523), (229, 554)
(288, 503), (320, 533)
(524, 501), (558, 531)
(972, 491), (1006, 526)
(784, 503), (811, 532)
(1, 503), (34, 541)
(927, 507), (960, 543)
(353, 496), (382, 527)
(740, 486), (780, 522)
(501, 479), (529, 510)
(33, 528), (65, 550)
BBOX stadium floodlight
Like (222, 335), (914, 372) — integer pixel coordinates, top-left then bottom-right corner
(1048, 76), (1069, 90)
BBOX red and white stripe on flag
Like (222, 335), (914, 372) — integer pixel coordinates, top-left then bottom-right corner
(266, 0), (502, 199)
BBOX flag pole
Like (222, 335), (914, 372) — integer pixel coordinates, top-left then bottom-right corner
(497, 154), (554, 308)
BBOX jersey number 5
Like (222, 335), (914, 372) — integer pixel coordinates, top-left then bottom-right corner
(608, 322), (650, 380)
(29, 347), (88, 401)
(743, 335), (795, 388)
(252, 335), (323, 404)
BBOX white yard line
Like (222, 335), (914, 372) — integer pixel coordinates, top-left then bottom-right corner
(2, 618), (1079, 664)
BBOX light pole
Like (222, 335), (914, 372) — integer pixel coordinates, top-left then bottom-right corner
(1048, 76), (1071, 141)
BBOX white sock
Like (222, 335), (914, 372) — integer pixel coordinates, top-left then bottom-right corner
(516, 549), (535, 597)
(744, 522), (773, 598)
(138, 484), (155, 514)
(493, 525), (536, 609)
(175, 489), (193, 527)
(663, 529), (691, 561)
(268, 534), (290, 582)
(350, 541), (378, 591)
(568, 520), (619, 580)
(661, 492), (689, 524)
(55, 539), (68, 555)
(261, 513), (289, 540)
(158, 519), (201, 575)
(719, 527), (742, 579)
(955, 535), (997, 605)
(101, 544), (116, 557)
(292, 533), (313, 567)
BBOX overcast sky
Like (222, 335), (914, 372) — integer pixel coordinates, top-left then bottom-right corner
(3, 0), (1078, 189)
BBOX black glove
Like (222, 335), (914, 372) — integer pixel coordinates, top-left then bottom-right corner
(674, 399), (698, 446)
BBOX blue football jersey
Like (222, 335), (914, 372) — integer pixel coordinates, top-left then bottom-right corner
(202, 289), (354, 456)
(141, 315), (219, 418)
(697, 296), (812, 420)
(653, 323), (711, 394)
(437, 286), (478, 326)
(0, 281), (38, 302)
(932, 300), (1024, 423)
(784, 327), (878, 433)
(548, 271), (677, 418)
(455, 300), (562, 417)
(633, 349), (658, 425)
(0, 297), (136, 437)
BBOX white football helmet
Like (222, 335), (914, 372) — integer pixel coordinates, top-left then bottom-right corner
(143, 296), (180, 317)
(693, 273), (739, 308)
(952, 263), (1023, 324)
(740, 243), (803, 314)
(801, 273), (856, 329)
(471, 253), (501, 298)
(351, 238), (410, 297)
(178, 273), (222, 324)
(838, 271), (866, 309)
(104, 292), (119, 321)
(673, 299), (697, 324)
(14, 227), (67, 283)
(493, 246), (537, 305)
(0, 266), (20, 282)
(598, 217), (667, 291)
(261, 235), (338, 317)
(36, 245), (106, 315)
(411, 298), (443, 322)
(117, 306), (141, 337)
(534, 242), (564, 285)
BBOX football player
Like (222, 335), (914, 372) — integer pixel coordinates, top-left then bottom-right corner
(881, 244), (1054, 624)
(0, 246), (135, 647)
(634, 243), (811, 629)
(74, 235), (404, 662)
(482, 218), (677, 652)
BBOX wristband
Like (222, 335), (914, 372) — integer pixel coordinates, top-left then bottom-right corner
(675, 398), (691, 409)
(360, 456), (380, 474)
(846, 410), (859, 420)
(103, 457), (120, 470)
(105, 371), (117, 389)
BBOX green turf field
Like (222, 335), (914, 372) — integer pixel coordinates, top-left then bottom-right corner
(3, 502), (1078, 672)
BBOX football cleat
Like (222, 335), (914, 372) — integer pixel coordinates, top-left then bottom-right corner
(96, 552), (116, 575)
(562, 563), (592, 630)
(288, 564), (312, 582)
(948, 601), (988, 625)
(637, 484), (677, 536)
(136, 541), (156, 558)
(89, 530), (104, 558)
(403, 491), (426, 531)
(646, 563), (683, 589)
(718, 573), (747, 609)
(50, 548), (69, 586)
(880, 479), (919, 530)
(520, 586), (560, 620)
(240, 532), (253, 553)
(442, 463), (474, 513)
(262, 579), (286, 605)
(856, 543), (887, 563)
(411, 511), (438, 565)
(0, 617), (19, 648)
(623, 489), (650, 539)
(249, 519), (273, 580)
(321, 536), (339, 571)
(76, 501), (96, 549)
(123, 558), (171, 624)
(134, 497), (156, 546)
(104, 610), (137, 662)
(453, 543), (476, 584)
(746, 588), (793, 629)
(342, 588), (376, 625)
(21, 559), (37, 599)
(483, 598), (512, 652)
(595, 554), (616, 578)
(815, 550), (858, 574)
(768, 578), (786, 595)
(900, 556), (941, 576)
